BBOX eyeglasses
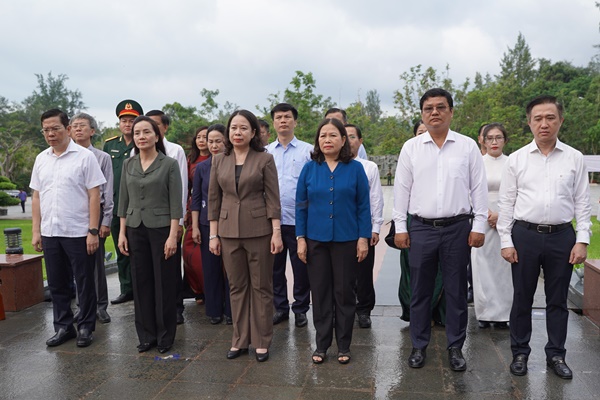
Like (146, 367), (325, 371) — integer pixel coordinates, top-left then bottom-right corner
(71, 123), (90, 129)
(40, 126), (64, 135)
(484, 136), (505, 143)
(422, 105), (449, 114)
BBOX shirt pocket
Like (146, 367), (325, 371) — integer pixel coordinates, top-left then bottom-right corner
(153, 208), (170, 216)
(292, 159), (305, 178)
(447, 157), (467, 179)
(220, 209), (228, 220)
(556, 171), (574, 197)
(250, 207), (267, 218)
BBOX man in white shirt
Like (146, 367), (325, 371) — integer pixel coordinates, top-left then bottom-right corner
(325, 108), (368, 159)
(145, 110), (188, 325)
(393, 88), (487, 371)
(497, 95), (592, 379)
(31, 109), (106, 348)
(346, 124), (383, 328)
(70, 112), (114, 324)
(267, 103), (313, 327)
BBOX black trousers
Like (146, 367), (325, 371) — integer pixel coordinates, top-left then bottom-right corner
(110, 216), (132, 295)
(408, 219), (471, 349)
(307, 239), (357, 352)
(272, 225), (310, 314)
(356, 243), (376, 315)
(43, 236), (97, 332)
(127, 224), (178, 347)
(200, 224), (231, 318)
(510, 223), (575, 360)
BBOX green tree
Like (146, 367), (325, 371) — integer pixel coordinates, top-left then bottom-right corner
(365, 89), (382, 123)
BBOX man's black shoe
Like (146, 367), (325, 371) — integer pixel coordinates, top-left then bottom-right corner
(358, 314), (372, 328)
(547, 356), (573, 379)
(408, 348), (426, 368)
(448, 347), (466, 371)
(97, 309), (111, 324)
(273, 311), (289, 325)
(510, 354), (528, 376)
(46, 327), (77, 347)
(177, 313), (184, 325)
(478, 320), (491, 329)
(111, 292), (133, 304)
(295, 313), (308, 327)
(76, 329), (93, 347)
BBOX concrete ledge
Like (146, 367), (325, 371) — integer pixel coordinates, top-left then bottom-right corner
(583, 259), (600, 327)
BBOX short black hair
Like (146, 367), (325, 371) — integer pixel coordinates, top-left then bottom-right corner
(224, 109), (265, 155)
(412, 120), (424, 136)
(41, 109), (69, 127)
(270, 103), (298, 120)
(482, 123), (508, 142)
(207, 123), (226, 136)
(131, 116), (167, 155)
(311, 118), (353, 163)
(477, 124), (488, 137)
(419, 88), (454, 111)
(324, 107), (347, 123)
(258, 119), (270, 131)
(145, 109), (171, 126)
(344, 123), (362, 139)
(526, 95), (563, 120)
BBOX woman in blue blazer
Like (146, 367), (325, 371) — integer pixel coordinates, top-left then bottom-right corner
(117, 116), (182, 354)
(296, 118), (371, 364)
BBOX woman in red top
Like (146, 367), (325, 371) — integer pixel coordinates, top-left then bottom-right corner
(183, 126), (210, 304)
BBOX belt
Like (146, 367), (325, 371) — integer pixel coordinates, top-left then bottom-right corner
(514, 220), (572, 234)
(412, 214), (473, 228)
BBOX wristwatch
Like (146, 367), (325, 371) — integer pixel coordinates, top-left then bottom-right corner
(88, 228), (99, 236)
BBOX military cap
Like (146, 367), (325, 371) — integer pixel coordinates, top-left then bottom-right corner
(115, 100), (143, 118)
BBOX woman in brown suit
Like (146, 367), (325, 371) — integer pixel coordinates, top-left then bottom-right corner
(208, 109), (283, 362)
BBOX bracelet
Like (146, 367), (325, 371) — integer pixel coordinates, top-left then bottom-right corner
(209, 235), (219, 240)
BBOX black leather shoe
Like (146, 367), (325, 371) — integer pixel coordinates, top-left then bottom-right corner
(448, 347), (466, 371)
(225, 316), (233, 325)
(210, 316), (223, 325)
(494, 321), (508, 329)
(478, 320), (491, 329)
(467, 288), (474, 303)
(46, 327), (77, 347)
(295, 313), (308, 327)
(76, 329), (93, 348)
(256, 350), (269, 362)
(111, 292), (133, 304)
(408, 348), (426, 368)
(97, 309), (111, 324)
(547, 356), (573, 379)
(137, 342), (157, 353)
(176, 313), (184, 325)
(158, 345), (172, 354)
(510, 354), (528, 376)
(272, 311), (289, 325)
(227, 348), (249, 359)
(358, 314), (372, 328)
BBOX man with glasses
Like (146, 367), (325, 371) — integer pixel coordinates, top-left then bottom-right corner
(31, 109), (106, 347)
(70, 112), (113, 324)
(393, 88), (488, 371)
(498, 95), (592, 379)
(103, 100), (144, 305)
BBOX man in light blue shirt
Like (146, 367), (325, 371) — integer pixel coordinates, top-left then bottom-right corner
(266, 103), (313, 327)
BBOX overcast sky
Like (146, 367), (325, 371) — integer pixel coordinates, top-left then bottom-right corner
(1, 0), (598, 128)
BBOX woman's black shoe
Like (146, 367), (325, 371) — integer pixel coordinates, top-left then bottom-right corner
(157, 345), (172, 354)
(210, 316), (223, 325)
(478, 320), (491, 329)
(137, 342), (157, 353)
(494, 321), (509, 329)
(225, 316), (233, 325)
(227, 348), (248, 359)
(256, 350), (269, 362)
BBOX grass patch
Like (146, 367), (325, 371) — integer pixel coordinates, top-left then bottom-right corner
(0, 219), (117, 280)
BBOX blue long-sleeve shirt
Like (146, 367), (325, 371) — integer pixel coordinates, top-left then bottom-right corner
(190, 156), (211, 226)
(296, 160), (371, 242)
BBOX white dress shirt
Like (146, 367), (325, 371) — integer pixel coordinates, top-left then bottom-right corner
(497, 139), (592, 248)
(30, 139), (106, 237)
(88, 145), (114, 227)
(392, 130), (488, 233)
(131, 137), (188, 226)
(355, 157), (384, 234)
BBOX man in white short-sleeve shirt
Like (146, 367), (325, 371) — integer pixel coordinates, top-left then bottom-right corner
(30, 109), (106, 348)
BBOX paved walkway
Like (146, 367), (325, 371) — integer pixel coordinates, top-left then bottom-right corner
(1, 186), (600, 399)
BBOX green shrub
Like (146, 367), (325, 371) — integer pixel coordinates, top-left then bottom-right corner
(0, 191), (20, 206)
(0, 176), (11, 183)
(0, 182), (17, 190)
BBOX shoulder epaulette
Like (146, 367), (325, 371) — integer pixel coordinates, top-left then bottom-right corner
(105, 136), (119, 142)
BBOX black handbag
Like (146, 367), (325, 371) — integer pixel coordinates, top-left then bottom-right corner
(385, 220), (400, 250)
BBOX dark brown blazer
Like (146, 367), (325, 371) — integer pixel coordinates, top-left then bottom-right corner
(208, 149), (281, 238)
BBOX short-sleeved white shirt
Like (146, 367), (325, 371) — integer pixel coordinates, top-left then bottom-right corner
(30, 139), (106, 237)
